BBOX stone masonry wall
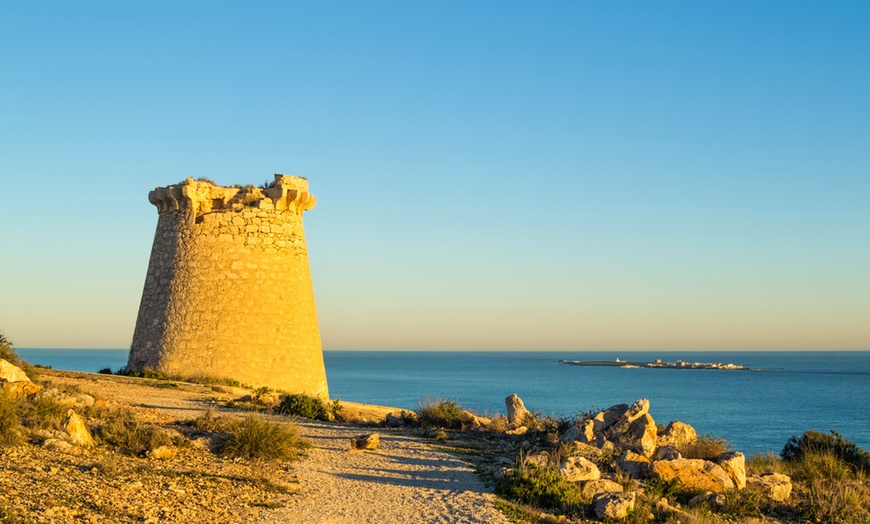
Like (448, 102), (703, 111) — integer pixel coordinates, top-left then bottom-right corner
(128, 175), (328, 397)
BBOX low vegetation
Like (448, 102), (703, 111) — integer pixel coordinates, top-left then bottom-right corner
(417, 396), (466, 429)
(275, 393), (341, 421)
(216, 415), (310, 460)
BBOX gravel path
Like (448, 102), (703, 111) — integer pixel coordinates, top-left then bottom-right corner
(262, 421), (510, 524)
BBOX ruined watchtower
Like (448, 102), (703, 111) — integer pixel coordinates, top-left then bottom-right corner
(127, 175), (328, 397)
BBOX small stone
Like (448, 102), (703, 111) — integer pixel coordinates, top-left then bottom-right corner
(351, 433), (379, 450)
(593, 491), (636, 519)
(559, 456), (601, 482)
(148, 445), (178, 460)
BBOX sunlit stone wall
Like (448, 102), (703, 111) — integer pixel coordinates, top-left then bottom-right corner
(128, 175), (328, 397)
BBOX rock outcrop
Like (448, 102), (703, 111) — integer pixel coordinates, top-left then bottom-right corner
(651, 458), (735, 493)
(748, 472), (792, 502)
(505, 394), (530, 426)
(0, 359), (42, 398)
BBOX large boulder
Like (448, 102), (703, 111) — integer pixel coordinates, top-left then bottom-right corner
(609, 398), (650, 434)
(581, 479), (624, 501)
(0, 359), (31, 383)
(651, 459), (735, 493)
(62, 410), (95, 448)
(622, 414), (657, 457)
(617, 450), (651, 479)
(717, 452), (746, 489)
(559, 456), (601, 482)
(505, 394), (530, 426)
(593, 492), (636, 519)
(747, 473), (792, 502)
(0, 359), (42, 398)
(657, 421), (697, 449)
(592, 404), (629, 434)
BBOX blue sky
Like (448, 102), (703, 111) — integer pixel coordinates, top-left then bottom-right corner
(1, 1), (868, 350)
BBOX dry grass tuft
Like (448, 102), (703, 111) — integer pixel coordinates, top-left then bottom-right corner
(215, 415), (310, 460)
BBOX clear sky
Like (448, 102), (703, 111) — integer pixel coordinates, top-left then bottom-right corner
(1, 2), (868, 351)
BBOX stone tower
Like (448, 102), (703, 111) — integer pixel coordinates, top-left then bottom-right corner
(127, 175), (328, 397)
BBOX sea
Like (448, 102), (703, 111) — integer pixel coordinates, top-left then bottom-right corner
(16, 348), (870, 456)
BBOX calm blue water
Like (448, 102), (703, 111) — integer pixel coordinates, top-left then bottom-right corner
(16, 349), (870, 455)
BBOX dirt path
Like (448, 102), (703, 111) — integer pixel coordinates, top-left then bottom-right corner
(262, 420), (509, 524)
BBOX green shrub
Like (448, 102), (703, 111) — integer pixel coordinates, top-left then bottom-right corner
(495, 464), (584, 514)
(678, 434), (733, 460)
(417, 397), (465, 429)
(97, 367), (112, 374)
(215, 415), (310, 460)
(0, 394), (22, 446)
(782, 430), (870, 474)
(276, 394), (337, 421)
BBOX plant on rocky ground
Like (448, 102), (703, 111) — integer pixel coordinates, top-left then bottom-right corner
(799, 476), (870, 524)
(215, 414), (310, 460)
(719, 484), (767, 518)
(494, 459), (585, 517)
(677, 434), (732, 460)
(97, 408), (177, 455)
(416, 396), (465, 429)
(16, 392), (66, 431)
(746, 451), (787, 475)
(0, 393), (22, 446)
(275, 393), (339, 421)
(782, 429), (870, 474)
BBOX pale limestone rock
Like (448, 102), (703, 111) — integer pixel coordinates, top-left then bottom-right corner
(559, 456), (601, 482)
(351, 433), (379, 451)
(592, 404), (628, 434)
(61, 410), (95, 448)
(2, 381), (42, 398)
(717, 451), (746, 489)
(623, 413), (657, 457)
(610, 398), (650, 434)
(747, 473), (792, 502)
(524, 451), (551, 469)
(148, 445), (178, 460)
(0, 359), (31, 383)
(505, 394), (530, 425)
(581, 479), (624, 501)
(651, 459), (735, 493)
(561, 419), (595, 444)
(657, 421), (697, 449)
(654, 445), (681, 461)
(593, 492), (636, 519)
(617, 450), (651, 479)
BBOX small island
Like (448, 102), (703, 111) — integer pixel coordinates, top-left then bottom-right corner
(560, 358), (756, 371)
